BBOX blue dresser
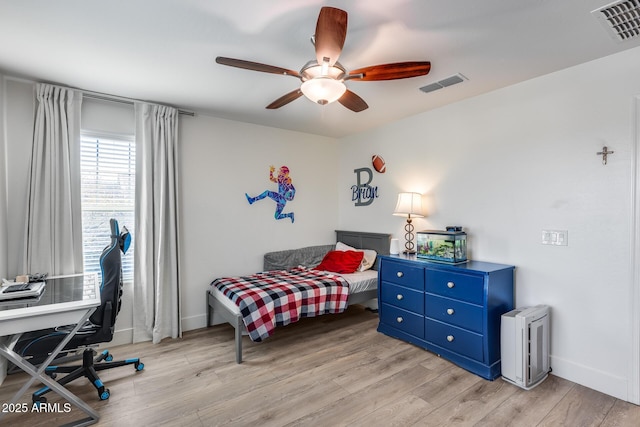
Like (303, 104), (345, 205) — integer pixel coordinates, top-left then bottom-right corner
(377, 255), (514, 380)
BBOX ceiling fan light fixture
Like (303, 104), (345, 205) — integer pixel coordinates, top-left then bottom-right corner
(300, 77), (346, 105)
(216, 7), (430, 112)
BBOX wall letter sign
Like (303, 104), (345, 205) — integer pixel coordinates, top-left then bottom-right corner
(351, 167), (379, 206)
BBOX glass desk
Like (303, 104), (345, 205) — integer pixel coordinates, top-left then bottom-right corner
(0, 274), (101, 426)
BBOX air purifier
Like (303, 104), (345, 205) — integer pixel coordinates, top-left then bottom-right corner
(501, 304), (550, 390)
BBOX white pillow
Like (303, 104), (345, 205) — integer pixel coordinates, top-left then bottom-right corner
(335, 241), (377, 272)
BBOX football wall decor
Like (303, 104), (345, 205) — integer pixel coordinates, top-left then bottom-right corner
(372, 154), (386, 173)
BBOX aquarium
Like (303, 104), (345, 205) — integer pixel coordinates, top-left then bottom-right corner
(416, 230), (467, 263)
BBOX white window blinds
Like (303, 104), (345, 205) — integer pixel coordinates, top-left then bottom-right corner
(80, 132), (135, 280)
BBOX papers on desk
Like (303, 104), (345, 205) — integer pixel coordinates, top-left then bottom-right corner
(0, 281), (46, 300)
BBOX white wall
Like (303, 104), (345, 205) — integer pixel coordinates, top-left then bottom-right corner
(0, 74), (8, 383)
(4, 78), (33, 277)
(179, 114), (339, 330)
(0, 75), (7, 287)
(83, 97), (135, 136)
(337, 46), (640, 402)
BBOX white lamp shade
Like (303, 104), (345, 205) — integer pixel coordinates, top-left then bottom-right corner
(393, 192), (424, 218)
(301, 77), (346, 105)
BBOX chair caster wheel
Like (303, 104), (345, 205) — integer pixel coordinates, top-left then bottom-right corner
(48, 372), (57, 380)
(99, 389), (110, 400)
(100, 350), (113, 362)
(135, 361), (144, 371)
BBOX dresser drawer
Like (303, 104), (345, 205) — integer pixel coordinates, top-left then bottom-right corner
(380, 260), (424, 290)
(425, 319), (483, 361)
(425, 294), (483, 333)
(380, 283), (424, 314)
(380, 303), (424, 338)
(425, 269), (484, 304)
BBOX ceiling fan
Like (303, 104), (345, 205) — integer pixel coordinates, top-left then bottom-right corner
(216, 6), (431, 112)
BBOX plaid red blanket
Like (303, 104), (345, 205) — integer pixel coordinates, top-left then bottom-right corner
(211, 267), (350, 342)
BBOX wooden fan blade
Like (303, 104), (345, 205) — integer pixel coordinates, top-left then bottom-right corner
(338, 90), (368, 112)
(347, 62), (431, 81)
(315, 7), (347, 67)
(266, 89), (303, 109)
(216, 57), (300, 78)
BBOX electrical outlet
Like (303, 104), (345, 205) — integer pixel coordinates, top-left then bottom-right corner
(542, 230), (568, 246)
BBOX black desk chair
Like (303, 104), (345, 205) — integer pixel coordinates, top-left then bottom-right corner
(15, 218), (144, 402)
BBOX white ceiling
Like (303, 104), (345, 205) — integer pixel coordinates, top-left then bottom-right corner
(1, 0), (639, 138)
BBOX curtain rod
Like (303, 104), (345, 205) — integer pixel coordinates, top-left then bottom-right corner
(5, 76), (195, 116)
(83, 92), (195, 117)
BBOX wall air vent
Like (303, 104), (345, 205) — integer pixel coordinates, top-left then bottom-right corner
(593, 0), (640, 42)
(419, 73), (467, 94)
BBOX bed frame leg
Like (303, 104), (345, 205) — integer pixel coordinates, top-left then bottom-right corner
(206, 290), (212, 327)
(235, 316), (243, 364)
(209, 289), (244, 363)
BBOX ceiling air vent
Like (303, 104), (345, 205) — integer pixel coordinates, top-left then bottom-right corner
(420, 73), (467, 94)
(593, 0), (640, 42)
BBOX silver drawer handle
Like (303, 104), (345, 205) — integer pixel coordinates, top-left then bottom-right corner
(447, 281), (455, 289)
(397, 271), (404, 278)
(396, 317), (404, 323)
(447, 308), (455, 315)
(396, 294), (404, 301)
(447, 335), (455, 342)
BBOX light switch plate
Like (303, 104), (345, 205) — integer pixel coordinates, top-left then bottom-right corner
(542, 230), (568, 246)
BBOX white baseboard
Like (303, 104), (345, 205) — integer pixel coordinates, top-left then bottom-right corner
(98, 315), (210, 350)
(550, 354), (629, 402)
(182, 313), (208, 332)
(96, 328), (134, 349)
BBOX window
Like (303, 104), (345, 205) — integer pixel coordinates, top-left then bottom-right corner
(80, 131), (135, 281)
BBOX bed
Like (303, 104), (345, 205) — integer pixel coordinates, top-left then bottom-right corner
(206, 230), (391, 363)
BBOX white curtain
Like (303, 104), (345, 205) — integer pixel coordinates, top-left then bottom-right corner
(24, 84), (83, 276)
(133, 102), (181, 344)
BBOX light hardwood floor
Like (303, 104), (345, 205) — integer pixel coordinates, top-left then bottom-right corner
(1, 305), (639, 426)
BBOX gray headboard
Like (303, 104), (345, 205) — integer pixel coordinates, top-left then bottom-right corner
(335, 230), (391, 257)
(335, 230), (391, 270)
(263, 230), (392, 271)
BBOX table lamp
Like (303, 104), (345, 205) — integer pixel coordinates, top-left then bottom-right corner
(392, 192), (424, 254)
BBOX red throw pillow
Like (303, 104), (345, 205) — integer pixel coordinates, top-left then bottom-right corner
(315, 250), (364, 274)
